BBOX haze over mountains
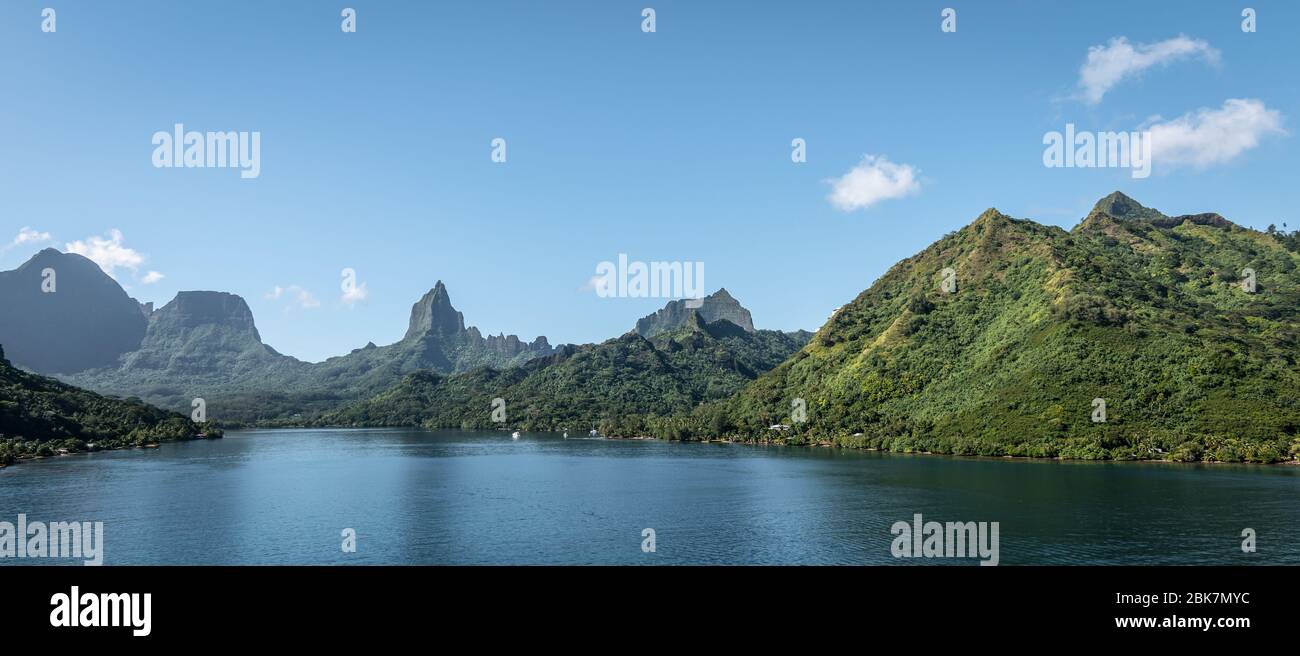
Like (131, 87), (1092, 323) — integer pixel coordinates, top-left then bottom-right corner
(0, 248), (798, 424)
(52, 280), (567, 422)
(0, 249), (150, 373)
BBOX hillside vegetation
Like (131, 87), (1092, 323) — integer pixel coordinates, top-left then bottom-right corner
(0, 344), (212, 466)
(641, 194), (1300, 463)
(324, 314), (809, 431)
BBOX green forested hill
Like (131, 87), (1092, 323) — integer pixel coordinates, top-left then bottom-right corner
(323, 314), (809, 431)
(0, 344), (209, 466)
(696, 193), (1300, 462)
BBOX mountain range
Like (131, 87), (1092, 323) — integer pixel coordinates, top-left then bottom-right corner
(0, 251), (794, 424)
(49, 280), (562, 423)
(4, 192), (1298, 462)
(324, 310), (810, 431)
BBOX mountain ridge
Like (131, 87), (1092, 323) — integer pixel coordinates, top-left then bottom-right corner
(325, 307), (811, 431)
(53, 279), (560, 423)
(627, 192), (1300, 463)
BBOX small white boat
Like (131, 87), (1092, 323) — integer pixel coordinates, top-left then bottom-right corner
(563, 432), (568, 439)
(511, 431), (520, 440)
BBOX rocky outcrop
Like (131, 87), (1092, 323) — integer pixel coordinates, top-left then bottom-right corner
(634, 288), (755, 337)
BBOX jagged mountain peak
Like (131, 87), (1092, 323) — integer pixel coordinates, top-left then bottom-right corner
(1079, 192), (1239, 232)
(1090, 191), (1166, 221)
(405, 281), (466, 339)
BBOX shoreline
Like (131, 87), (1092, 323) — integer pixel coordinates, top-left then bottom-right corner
(6, 426), (1295, 469)
(599, 433), (1300, 466)
(242, 424), (1300, 466)
(0, 434), (219, 471)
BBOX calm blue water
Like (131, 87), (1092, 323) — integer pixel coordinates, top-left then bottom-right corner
(1, 428), (1297, 565)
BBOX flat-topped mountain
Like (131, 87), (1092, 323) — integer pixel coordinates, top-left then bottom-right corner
(112, 290), (303, 379)
(635, 288), (755, 337)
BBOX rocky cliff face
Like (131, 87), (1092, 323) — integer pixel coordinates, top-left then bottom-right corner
(148, 291), (261, 342)
(0, 249), (147, 373)
(634, 288), (755, 337)
(404, 281), (466, 339)
(113, 291), (296, 377)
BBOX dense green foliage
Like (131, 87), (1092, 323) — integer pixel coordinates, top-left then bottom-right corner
(619, 194), (1300, 463)
(323, 315), (810, 431)
(0, 343), (216, 466)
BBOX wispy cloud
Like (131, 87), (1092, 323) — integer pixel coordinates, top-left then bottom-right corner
(266, 284), (321, 310)
(1146, 98), (1285, 170)
(826, 155), (921, 212)
(65, 229), (166, 286)
(1077, 35), (1219, 105)
(0, 226), (53, 258)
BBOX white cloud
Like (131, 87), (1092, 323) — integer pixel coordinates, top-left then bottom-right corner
(296, 289), (322, 309)
(65, 229), (151, 280)
(266, 284), (320, 310)
(141, 271), (166, 284)
(13, 227), (52, 248)
(0, 226), (52, 258)
(1146, 98), (1285, 170)
(826, 155), (921, 212)
(1077, 35), (1219, 105)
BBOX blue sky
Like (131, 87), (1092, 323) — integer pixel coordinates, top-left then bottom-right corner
(1, 1), (1296, 362)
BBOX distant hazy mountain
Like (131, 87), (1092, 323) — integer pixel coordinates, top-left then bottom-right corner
(325, 302), (811, 431)
(635, 288), (754, 336)
(61, 280), (557, 423)
(121, 291), (304, 377)
(6, 250), (803, 429)
(703, 193), (1300, 462)
(0, 343), (205, 465)
(0, 249), (148, 373)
